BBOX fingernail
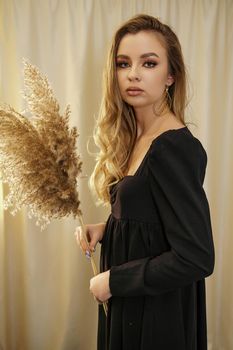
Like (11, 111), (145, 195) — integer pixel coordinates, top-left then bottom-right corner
(91, 247), (95, 252)
(85, 250), (91, 259)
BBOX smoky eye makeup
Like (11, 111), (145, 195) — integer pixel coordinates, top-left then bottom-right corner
(116, 60), (158, 68)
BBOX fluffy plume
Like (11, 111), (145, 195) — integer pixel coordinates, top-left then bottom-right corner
(0, 59), (108, 316)
(0, 59), (83, 229)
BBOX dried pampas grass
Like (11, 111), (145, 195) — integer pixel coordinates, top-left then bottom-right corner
(0, 59), (108, 316)
(0, 59), (82, 229)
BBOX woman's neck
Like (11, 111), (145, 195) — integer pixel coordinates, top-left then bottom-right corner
(134, 106), (172, 139)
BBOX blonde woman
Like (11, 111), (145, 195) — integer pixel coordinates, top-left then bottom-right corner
(75, 14), (215, 350)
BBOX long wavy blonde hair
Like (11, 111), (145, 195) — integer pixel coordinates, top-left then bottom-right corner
(89, 14), (188, 206)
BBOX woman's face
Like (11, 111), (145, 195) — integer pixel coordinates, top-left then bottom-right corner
(116, 30), (174, 109)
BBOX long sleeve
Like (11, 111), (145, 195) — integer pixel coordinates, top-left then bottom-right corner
(109, 132), (215, 296)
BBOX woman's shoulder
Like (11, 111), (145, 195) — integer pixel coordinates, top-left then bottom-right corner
(149, 126), (207, 166)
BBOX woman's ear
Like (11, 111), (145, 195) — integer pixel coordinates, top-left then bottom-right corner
(166, 74), (175, 86)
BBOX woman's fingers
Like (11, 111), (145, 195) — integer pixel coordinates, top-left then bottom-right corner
(93, 295), (103, 304)
(75, 226), (91, 256)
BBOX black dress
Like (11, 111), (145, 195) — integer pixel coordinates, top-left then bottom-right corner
(98, 126), (215, 350)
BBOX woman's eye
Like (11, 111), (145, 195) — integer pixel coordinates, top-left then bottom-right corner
(116, 61), (157, 68)
(116, 61), (129, 68)
(144, 61), (157, 68)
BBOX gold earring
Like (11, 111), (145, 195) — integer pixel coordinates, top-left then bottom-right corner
(152, 86), (170, 117)
(165, 85), (172, 109)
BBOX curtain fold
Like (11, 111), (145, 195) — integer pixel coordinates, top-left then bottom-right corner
(0, 1), (232, 349)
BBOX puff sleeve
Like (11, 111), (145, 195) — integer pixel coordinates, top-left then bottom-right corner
(109, 132), (215, 296)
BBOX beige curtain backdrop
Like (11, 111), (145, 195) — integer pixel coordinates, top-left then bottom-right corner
(0, 0), (232, 349)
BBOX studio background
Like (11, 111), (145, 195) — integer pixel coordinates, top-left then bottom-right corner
(0, 1), (232, 349)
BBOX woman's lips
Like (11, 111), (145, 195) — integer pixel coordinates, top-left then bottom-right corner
(126, 90), (144, 96)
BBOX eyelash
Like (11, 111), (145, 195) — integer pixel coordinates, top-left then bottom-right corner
(116, 61), (157, 69)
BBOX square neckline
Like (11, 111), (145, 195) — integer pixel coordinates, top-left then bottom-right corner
(123, 126), (188, 179)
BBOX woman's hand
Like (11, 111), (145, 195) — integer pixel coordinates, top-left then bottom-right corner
(90, 270), (112, 303)
(75, 222), (106, 256)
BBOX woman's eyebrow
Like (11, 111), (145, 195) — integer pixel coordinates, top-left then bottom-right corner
(116, 52), (159, 59)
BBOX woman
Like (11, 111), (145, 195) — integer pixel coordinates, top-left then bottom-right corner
(75, 14), (215, 350)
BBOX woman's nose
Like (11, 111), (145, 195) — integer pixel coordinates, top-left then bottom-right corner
(127, 66), (141, 81)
